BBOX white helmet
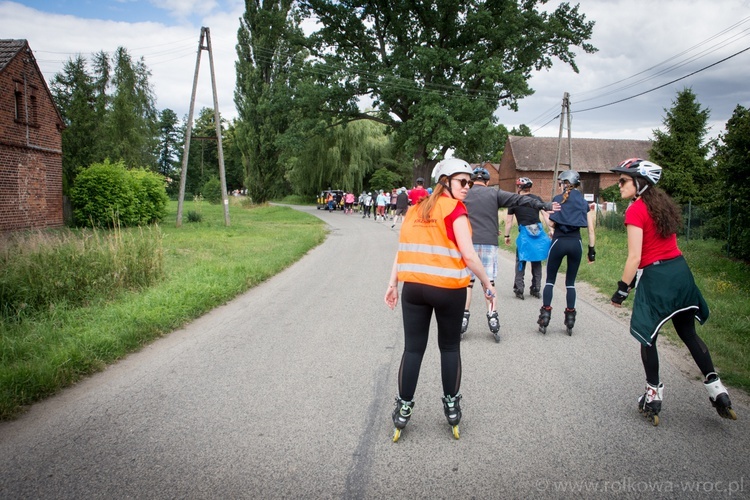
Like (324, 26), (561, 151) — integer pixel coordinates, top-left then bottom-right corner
(431, 158), (473, 183)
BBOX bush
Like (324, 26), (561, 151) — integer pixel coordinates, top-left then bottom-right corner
(70, 160), (168, 227)
(129, 169), (169, 224)
(201, 177), (223, 205)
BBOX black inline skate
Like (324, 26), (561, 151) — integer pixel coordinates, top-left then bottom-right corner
(460, 311), (470, 339)
(563, 308), (576, 336)
(391, 397), (415, 442)
(513, 288), (524, 300)
(529, 287), (541, 299)
(638, 382), (663, 426)
(537, 306), (552, 334)
(704, 372), (737, 420)
(442, 394), (462, 440)
(487, 311), (500, 342)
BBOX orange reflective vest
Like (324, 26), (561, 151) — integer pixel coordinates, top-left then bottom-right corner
(397, 196), (470, 289)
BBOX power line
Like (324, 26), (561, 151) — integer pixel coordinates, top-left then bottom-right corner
(573, 44), (750, 114)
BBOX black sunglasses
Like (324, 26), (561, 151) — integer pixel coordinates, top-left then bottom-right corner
(453, 178), (474, 188)
(618, 178), (631, 186)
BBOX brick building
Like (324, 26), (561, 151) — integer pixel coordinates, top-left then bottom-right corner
(489, 136), (652, 202)
(0, 39), (64, 232)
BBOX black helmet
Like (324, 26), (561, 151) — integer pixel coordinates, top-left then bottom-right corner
(558, 170), (580, 186)
(415, 177), (425, 185)
(471, 167), (490, 182)
(516, 177), (533, 190)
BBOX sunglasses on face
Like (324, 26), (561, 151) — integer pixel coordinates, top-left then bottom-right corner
(453, 178), (474, 188)
(618, 178), (631, 186)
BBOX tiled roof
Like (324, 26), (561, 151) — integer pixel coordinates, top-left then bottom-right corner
(0, 39), (27, 73)
(507, 135), (653, 173)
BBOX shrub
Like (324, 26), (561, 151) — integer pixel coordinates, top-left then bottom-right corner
(70, 160), (168, 227)
(201, 177), (223, 205)
(129, 169), (169, 224)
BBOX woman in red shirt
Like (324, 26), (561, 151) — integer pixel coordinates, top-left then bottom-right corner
(610, 158), (736, 426)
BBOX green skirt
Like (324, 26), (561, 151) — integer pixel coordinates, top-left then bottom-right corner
(630, 255), (709, 347)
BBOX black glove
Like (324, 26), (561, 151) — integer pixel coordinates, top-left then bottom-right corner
(587, 246), (596, 262)
(542, 202), (554, 211)
(611, 280), (630, 305)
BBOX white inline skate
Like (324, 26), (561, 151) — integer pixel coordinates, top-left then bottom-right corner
(704, 372), (737, 420)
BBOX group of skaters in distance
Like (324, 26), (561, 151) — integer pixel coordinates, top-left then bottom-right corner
(382, 157), (737, 442)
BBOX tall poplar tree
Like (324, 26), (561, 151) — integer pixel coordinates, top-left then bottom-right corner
(235, 0), (306, 203)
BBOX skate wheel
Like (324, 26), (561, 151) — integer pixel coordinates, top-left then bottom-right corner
(452, 425), (460, 440)
(651, 414), (659, 426)
(539, 326), (546, 334)
(493, 333), (500, 343)
(567, 328), (572, 336)
(725, 408), (737, 420)
(392, 428), (402, 442)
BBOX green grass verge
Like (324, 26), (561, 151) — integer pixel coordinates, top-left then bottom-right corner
(0, 200), (326, 419)
(502, 217), (750, 393)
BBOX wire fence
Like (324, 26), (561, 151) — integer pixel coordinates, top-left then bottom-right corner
(596, 200), (744, 258)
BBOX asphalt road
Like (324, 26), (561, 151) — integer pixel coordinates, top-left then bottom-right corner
(1, 204), (748, 499)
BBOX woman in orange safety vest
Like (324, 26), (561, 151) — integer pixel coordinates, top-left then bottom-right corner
(384, 158), (496, 442)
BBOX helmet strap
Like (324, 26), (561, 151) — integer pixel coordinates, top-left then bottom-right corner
(635, 178), (650, 196)
(438, 180), (454, 198)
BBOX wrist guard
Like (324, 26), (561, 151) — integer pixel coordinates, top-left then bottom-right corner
(611, 280), (629, 305)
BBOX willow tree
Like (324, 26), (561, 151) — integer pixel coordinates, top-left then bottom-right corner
(298, 0), (596, 182)
(287, 119), (405, 197)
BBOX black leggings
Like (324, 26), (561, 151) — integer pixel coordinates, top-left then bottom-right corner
(542, 237), (582, 309)
(640, 310), (715, 385)
(398, 282), (465, 401)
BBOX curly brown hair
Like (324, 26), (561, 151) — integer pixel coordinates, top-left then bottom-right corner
(639, 186), (683, 238)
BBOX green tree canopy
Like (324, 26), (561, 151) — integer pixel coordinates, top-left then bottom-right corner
(714, 104), (750, 259)
(298, 0), (596, 182)
(649, 87), (715, 205)
(235, 0), (306, 203)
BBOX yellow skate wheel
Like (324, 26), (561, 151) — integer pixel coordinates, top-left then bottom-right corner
(392, 428), (402, 442)
(727, 408), (737, 420)
(452, 425), (460, 440)
(651, 414), (659, 426)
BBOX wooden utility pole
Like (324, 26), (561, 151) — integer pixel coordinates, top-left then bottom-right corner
(551, 92), (573, 200)
(176, 27), (230, 227)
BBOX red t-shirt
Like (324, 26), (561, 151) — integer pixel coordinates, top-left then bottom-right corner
(408, 186), (428, 205)
(624, 198), (681, 268)
(443, 195), (468, 245)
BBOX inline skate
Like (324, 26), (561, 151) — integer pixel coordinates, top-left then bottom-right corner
(392, 397), (415, 442)
(513, 288), (524, 300)
(529, 287), (541, 299)
(638, 382), (663, 426)
(442, 394), (462, 440)
(487, 311), (500, 342)
(537, 306), (552, 334)
(460, 311), (470, 339)
(704, 372), (737, 420)
(563, 308), (576, 336)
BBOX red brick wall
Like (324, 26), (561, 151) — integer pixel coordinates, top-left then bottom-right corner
(0, 45), (64, 232)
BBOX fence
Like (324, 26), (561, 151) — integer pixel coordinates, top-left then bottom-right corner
(595, 199), (745, 258)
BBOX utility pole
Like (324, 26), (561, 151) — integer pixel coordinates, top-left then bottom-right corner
(551, 92), (573, 200)
(176, 27), (230, 227)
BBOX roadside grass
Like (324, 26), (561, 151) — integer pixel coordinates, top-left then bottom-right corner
(0, 200), (326, 420)
(502, 216), (750, 393)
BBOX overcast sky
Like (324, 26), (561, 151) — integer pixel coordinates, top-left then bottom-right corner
(3, 0), (750, 142)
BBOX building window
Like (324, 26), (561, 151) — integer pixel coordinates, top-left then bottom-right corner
(14, 89), (24, 122)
